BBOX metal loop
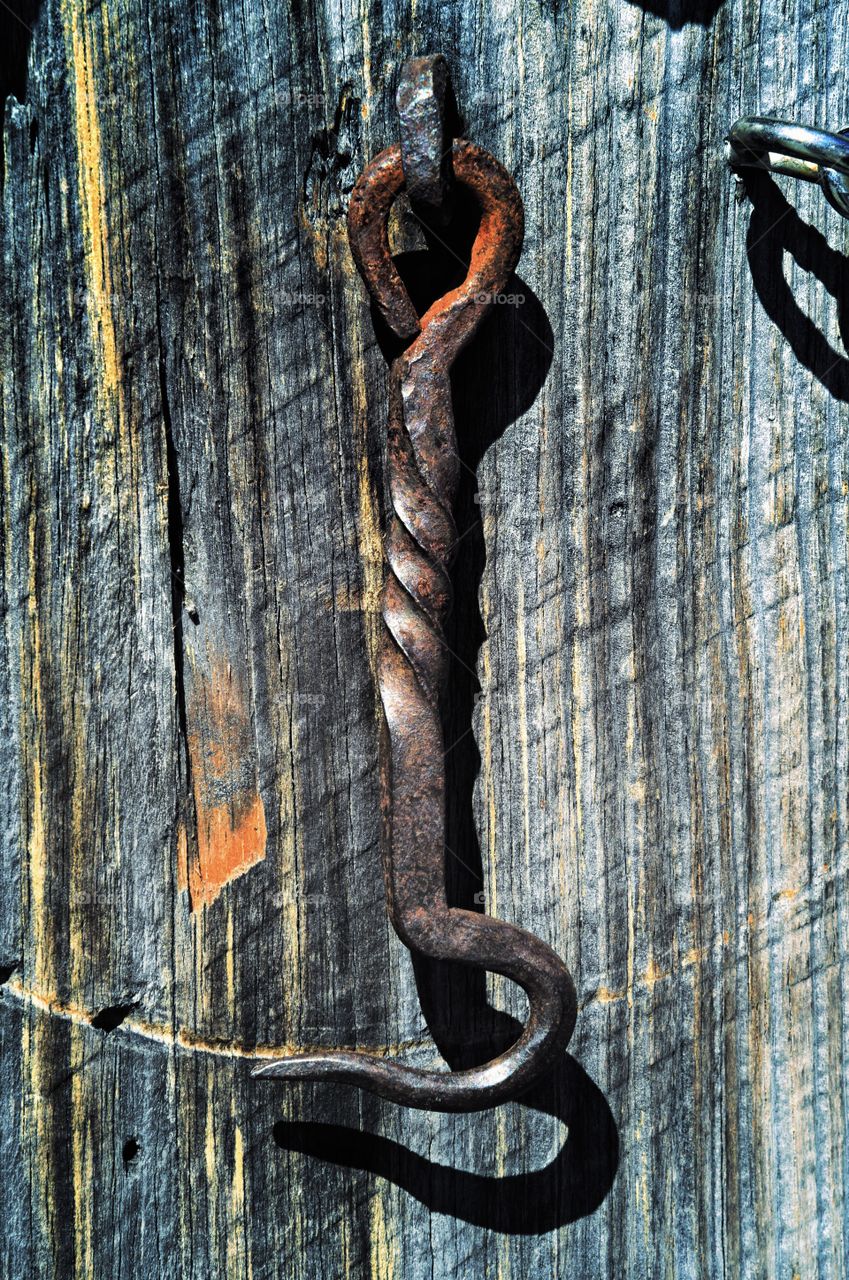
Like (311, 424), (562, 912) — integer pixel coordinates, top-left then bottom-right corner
(727, 116), (849, 218)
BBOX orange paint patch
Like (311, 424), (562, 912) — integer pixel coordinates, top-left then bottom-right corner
(190, 791), (267, 909)
(184, 654), (267, 909)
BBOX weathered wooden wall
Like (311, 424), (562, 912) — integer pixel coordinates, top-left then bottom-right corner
(2, 0), (849, 1274)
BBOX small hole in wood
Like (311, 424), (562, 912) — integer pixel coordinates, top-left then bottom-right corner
(122, 1138), (139, 1168)
(92, 1003), (136, 1032)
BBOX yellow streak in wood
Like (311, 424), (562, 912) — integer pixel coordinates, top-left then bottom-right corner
(330, 581), (382, 614)
(587, 938), (720, 1007)
(192, 904), (212, 1030)
(64, 3), (126, 450)
(69, 667), (89, 1000)
(570, 442), (591, 870)
(551, 610), (570, 913)
(478, 580), (502, 1005)
(478, 578), (512, 1008)
(495, 1175), (513, 1280)
(300, 204), (328, 270)
(356, 448), (384, 619)
(176, 821), (189, 892)
(592, 986), (625, 1004)
(626, 867), (635, 1013)
(25, 1016), (54, 1267)
(570, 639), (584, 844)
(71, 1028), (93, 1280)
(495, 1108), (510, 1192)
(629, 775), (647, 804)
(565, 82), (573, 273)
(747, 940), (771, 1201)
(636, 1113), (651, 1237)
(359, 3), (373, 112)
(516, 8), (525, 93)
(111, 753), (122, 872)
(24, 592), (52, 993)
(19, 1020), (33, 1221)
(339, 1217), (353, 1277)
(228, 1123), (248, 1278)
(624, 680), (639, 1017)
(777, 601), (792, 657)
(690, 859), (704, 1112)
(205, 1082), (219, 1260)
(282, 889), (305, 1029)
(642, 954), (664, 992)
(272, 638), (306, 1043)
(226, 908), (235, 1013)
(232, 1122), (245, 1212)
(368, 1191), (397, 1280)
(491, 983), (512, 1274)
(515, 578), (532, 868)
(348, 298), (385, 664)
(585, 874), (813, 1016)
(65, 591), (94, 1009)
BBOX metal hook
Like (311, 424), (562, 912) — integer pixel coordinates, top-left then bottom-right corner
(727, 115), (849, 218)
(253, 62), (577, 1111)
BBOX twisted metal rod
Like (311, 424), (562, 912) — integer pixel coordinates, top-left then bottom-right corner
(254, 140), (576, 1110)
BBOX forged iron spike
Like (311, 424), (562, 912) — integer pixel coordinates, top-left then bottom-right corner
(396, 53), (456, 226)
(254, 135), (577, 1111)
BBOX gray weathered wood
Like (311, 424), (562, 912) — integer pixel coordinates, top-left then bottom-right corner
(2, 0), (849, 1274)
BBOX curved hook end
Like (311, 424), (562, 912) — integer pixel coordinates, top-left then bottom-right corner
(250, 934), (578, 1113)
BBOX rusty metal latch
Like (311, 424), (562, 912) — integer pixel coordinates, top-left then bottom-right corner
(254, 55), (577, 1111)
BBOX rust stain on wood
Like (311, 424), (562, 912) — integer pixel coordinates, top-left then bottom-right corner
(183, 653), (267, 909)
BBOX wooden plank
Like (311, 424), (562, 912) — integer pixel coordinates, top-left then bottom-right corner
(2, 0), (848, 1274)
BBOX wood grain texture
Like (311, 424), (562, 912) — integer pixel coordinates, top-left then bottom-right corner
(2, 0), (848, 1274)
